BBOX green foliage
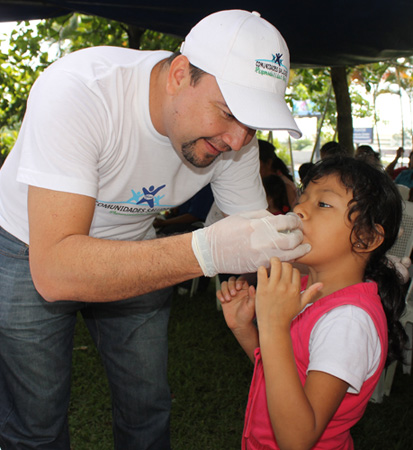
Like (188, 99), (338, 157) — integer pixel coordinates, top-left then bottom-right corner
(0, 126), (18, 166)
(256, 131), (292, 166)
(0, 14), (182, 158)
(0, 21), (49, 143)
(350, 90), (373, 118)
(139, 29), (181, 52)
(275, 144), (292, 165)
(291, 137), (313, 151)
(35, 14), (129, 55)
(289, 67), (337, 142)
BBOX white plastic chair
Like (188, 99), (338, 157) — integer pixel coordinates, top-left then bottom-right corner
(370, 200), (413, 403)
(396, 184), (410, 201)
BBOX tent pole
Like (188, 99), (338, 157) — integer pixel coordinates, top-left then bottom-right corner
(311, 83), (333, 162)
(288, 136), (295, 182)
(396, 64), (405, 148)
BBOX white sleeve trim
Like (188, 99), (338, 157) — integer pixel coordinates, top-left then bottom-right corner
(17, 167), (98, 199)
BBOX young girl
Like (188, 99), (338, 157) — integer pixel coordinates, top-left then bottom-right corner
(218, 155), (407, 450)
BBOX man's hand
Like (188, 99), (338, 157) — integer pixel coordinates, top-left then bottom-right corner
(192, 210), (311, 277)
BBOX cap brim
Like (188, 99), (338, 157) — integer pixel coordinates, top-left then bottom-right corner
(216, 79), (302, 138)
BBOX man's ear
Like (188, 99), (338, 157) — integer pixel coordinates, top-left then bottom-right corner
(354, 224), (384, 253)
(166, 55), (191, 95)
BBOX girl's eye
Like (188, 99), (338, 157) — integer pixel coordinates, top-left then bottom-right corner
(318, 201), (332, 208)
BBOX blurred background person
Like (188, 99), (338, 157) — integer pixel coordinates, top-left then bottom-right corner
(258, 139), (298, 207)
(319, 141), (347, 159)
(386, 147), (413, 180)
(262, 174), (291, 216)
(355, 145), (383, 171)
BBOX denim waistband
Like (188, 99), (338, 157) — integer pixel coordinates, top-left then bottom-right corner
(0, 226), (29, 247)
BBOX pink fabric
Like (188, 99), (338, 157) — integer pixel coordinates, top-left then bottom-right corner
(242, 278), (388, 450)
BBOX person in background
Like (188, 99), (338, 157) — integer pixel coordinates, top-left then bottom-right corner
(319, 141), (347, 159)
(262, 174), (291, 215)
(298, 162), (315, 186)
(153, 184), (214, 235)
(355, 145), (383, 171)
(258, 139), (298, 207)
(394, 166), (413, 189)
(386, 147), (413, 180)
(0, 10), (310, 449)
(385, 147), (413, 180)
(218, 156), (407, 449)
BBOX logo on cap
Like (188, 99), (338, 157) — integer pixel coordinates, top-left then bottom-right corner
(255, 52), (288, 82)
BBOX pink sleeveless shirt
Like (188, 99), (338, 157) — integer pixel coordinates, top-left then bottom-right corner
(242, 278), (388, 450)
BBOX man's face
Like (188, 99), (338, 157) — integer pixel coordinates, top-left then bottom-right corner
(165, 71), (256, 168)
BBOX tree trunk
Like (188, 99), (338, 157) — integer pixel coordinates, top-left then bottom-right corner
(127, 25), (145, 49)
(330, 66), (354, 155)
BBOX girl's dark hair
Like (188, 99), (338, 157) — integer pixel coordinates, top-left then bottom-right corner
(303, 155), (407, 365)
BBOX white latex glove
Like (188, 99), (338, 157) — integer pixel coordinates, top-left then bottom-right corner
(191, 210), (311, 277)
(386, 254), (411, 284)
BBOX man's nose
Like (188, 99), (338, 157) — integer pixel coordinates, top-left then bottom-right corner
(222, 122), (255, 151)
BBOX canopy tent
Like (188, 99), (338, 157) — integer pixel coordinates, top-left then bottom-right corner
(1, 0), (413, 67)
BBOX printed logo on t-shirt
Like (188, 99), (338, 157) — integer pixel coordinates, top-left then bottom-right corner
(255, 53), (288, 82)
(96, 184), (173, 215)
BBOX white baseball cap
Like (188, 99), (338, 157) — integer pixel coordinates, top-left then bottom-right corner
(180, 10), (302, 138)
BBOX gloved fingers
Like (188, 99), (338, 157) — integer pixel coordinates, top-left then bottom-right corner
(236, 209), (273, 220)
(275, 243), (312, 262)
(254, 219), (304, 250)
(255, 212), (303, 232)
(272, 228), (304, 250)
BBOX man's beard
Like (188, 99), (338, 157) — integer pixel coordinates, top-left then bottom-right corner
(181, 138), (231, 168)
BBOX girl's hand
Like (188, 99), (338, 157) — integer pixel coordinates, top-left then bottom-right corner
(256, 257), (322, 331)
(220, 281), (256, 332)
(217, 276), (249, 303)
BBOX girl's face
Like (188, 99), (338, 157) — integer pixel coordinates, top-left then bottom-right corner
(293, 174), (355, 269)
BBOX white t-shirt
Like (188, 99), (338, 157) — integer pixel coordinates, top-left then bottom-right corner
(308, 304), (382, 394)
(0, 47), (266, 244)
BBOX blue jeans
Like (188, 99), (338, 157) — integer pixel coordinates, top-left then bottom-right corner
(0, 227), (172, 449)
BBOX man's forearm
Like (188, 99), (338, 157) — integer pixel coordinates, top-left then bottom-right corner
(30, 233), (202, 302)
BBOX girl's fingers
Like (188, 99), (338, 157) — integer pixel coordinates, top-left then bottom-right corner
(248, 285), (256, 301)
(301, 282), (323, 307)
(267, 257), (282, 284)
(235, 276), (248, 292)
(257, 265), (269, 287)
(217, 281), (231, 302)
(216, 289), (226, 303)
(292, 266), (301, 287)
(217, 276), (252, 303)
(226, 276), (238, 296)
(226, 276), (248, 296)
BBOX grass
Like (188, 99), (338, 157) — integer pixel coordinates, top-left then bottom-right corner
(68, 282), (413, 449)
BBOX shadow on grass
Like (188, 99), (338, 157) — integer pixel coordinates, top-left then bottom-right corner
(69, 282), (413, 449)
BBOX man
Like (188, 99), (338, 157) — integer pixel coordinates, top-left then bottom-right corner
(0, 10), (309, 449)
(385, 147), (408, 179)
